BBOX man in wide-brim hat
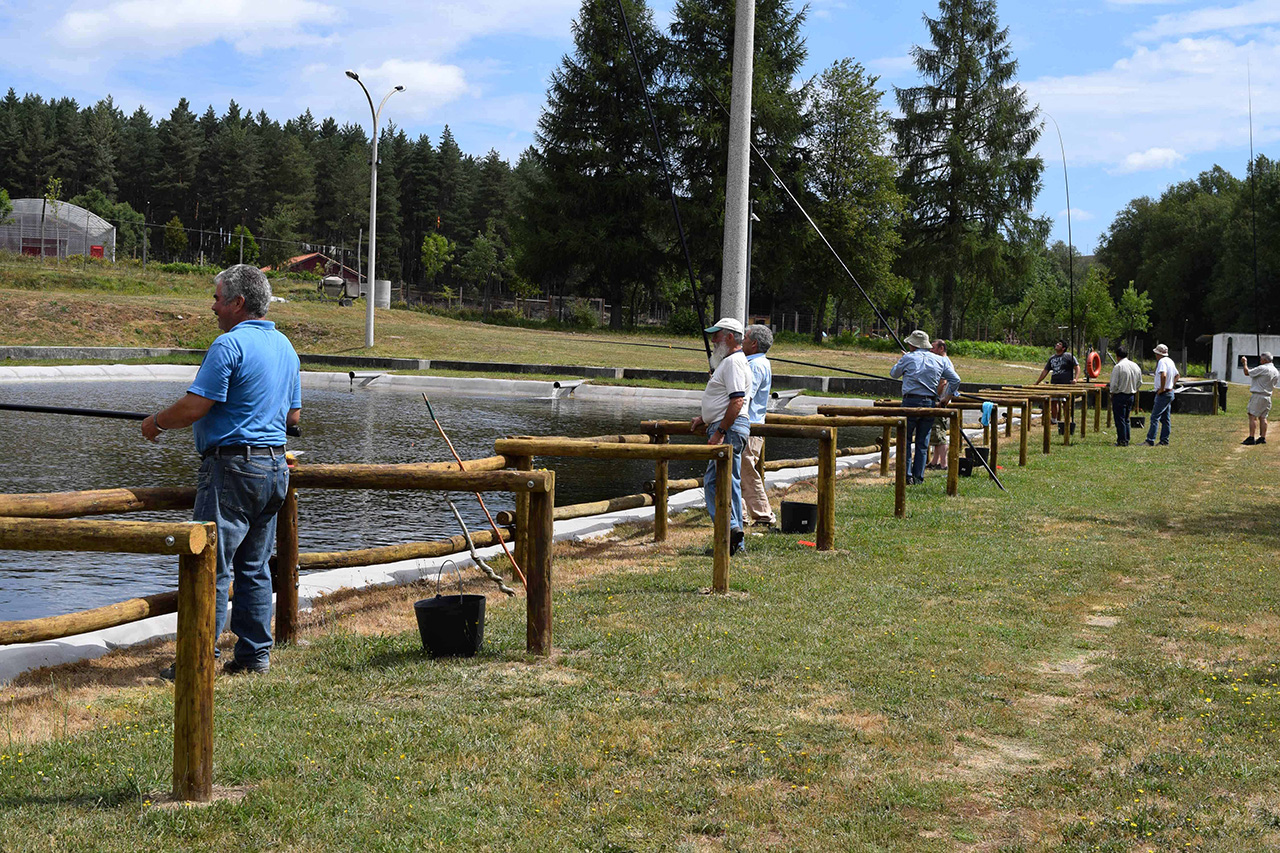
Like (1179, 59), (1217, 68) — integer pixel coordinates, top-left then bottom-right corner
(889, 330), (961, 485)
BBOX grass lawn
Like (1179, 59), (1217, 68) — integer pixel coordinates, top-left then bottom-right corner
(3, 396), (1278, 851)
(0, 261), (1049, 386)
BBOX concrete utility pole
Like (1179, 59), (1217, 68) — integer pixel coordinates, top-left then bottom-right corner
(719, 0), (755, 325)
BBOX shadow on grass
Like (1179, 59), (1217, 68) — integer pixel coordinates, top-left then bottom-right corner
(0, 784), (138, 810)
(1122, 503), (1280, 545)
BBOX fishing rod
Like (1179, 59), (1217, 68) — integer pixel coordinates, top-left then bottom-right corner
(422, 394), (527, 588)
(614, 0), (713, 369)
(0, 402), (302, 436)
(699, 87), (907, 353)
(1248, 63), (1261, 359)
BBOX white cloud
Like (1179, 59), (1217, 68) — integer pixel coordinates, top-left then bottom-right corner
(1134, 0), (1280, 40)
(350, 59), (470, 113)
(1060, 207), (1096, 221)
(1115, 147), (1186, 172)
(55, 0), (340, 54)
(1026, 30), (1280, 171)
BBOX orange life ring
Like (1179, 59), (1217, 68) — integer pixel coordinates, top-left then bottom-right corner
(1085, 351), (1102, 379)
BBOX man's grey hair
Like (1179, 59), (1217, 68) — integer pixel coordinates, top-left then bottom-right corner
(216, 264), (272, 318)
(1262, 352), (1274, 363)
(744, 324), (773, 352)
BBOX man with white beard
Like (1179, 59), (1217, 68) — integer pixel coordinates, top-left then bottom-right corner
(691, 317), (751, 556)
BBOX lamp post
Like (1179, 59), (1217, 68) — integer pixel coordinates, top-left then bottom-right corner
(346, 70), (404, 348)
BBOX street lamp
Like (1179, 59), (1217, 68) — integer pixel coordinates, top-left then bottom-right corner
(346, 70), (404, 348)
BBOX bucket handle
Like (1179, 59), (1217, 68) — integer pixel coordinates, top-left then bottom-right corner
(434, 559), (464, 598)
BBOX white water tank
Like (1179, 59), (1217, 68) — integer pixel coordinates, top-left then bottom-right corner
(374, 279), (391, 309)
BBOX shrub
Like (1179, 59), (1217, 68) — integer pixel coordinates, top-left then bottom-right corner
(666, 306), (704, 337)
(565, 300), (599, 330)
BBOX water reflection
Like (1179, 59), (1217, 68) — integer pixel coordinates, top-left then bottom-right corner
(0, 379), (861, 621)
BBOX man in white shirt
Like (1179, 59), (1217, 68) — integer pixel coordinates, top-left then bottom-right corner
(1108, 345), (1143, 446)
(1240, 351), (1280, 445)
(691, 317), (752, 555)
(1143, 343), (1180, 446)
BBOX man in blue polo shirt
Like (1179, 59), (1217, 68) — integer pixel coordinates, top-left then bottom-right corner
(143, 264), (301, 675)
(890, 329), (962, 485)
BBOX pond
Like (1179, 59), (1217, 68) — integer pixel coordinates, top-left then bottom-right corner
(0, 379), (861, 621)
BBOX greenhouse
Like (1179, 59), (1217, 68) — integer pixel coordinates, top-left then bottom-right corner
(0, 198), (116, 260)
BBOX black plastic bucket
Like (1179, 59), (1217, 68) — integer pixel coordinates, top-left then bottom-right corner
(1130, 416), (1145, 428)
(414, 562), (485, 658)
(958, 458), (974, 477)
(781, 501), (818, 534)
(966, 446), (989, 465)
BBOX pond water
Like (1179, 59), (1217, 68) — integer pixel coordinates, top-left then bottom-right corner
(0, 379), (861, 622)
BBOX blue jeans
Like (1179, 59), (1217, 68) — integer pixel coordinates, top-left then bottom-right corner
(703, 422), (749, 533)
(194, 451), (290, 667)
(903, 394), (936, 482)
(1146, 392), (1174, 444)
(1112, 392), (1134, 444)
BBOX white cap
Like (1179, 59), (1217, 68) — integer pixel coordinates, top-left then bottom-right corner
(705, 317), (744, 336)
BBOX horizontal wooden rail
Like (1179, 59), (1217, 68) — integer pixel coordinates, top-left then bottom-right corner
(296, 528), (511, 571)
(291, 464), (551, 492)
(508, 433), (654, 444)
(0, 590), (178, 646)
(640, 420), (836, 441)
(495, 493), (654, 526)
(0, 487), (196, 519)
(0, 518), (212, 555)
(494, 438), (728, 462)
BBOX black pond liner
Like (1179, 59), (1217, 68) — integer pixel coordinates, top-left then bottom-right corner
(414, 561), (486, 658)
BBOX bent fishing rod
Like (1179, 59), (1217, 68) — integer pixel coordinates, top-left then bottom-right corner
(0, 402), (303, 436)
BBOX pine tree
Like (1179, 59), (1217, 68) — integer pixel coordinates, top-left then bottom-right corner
(528, 0), (672, 328)
(156, 99), (201, 223)
(894, 0), (1044, 339)
(116, 106), (158, 214)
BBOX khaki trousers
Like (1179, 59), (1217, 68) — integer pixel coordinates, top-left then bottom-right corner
(740, 434), (775, 524)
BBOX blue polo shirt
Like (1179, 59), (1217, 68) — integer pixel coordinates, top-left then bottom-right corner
(189, 319), (302, 454)
(745, 353), (772, 424)
(890, 349), (961, 400)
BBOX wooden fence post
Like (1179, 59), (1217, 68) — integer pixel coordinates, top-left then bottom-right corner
(880, 426), (891, 477)
(895, 424), (907, 518)
(273, 487), (298, 645)
(1019, 400), (1030, 467)
(173, 530), (216, 802)
(1105, 387), (1112, 428)
(653, 434), (669, 543)
(989, 411), (1000, 471)
(1041, 399), (1052, 454)
(513, 455), (533, 578)
(713, 448), (731, 593)
(817, 428), (836, 551)
(1079, 390), (1087, 439)
(946, 413), (960, 497)
(526, 473), (554, 656)
(1005, 403), (1014, 437)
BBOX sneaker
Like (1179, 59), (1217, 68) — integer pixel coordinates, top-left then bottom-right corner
(223, 659), (269, 676)
(1242, 436), (1256, 445)
(751, 518), (778, 529)
(158, 663), (176, 681)
(1158, 441), (1169, 446)
(1258, 437), (1267, 445)
(729, 528), (745, 556)
(1142, 440), (1155, 446)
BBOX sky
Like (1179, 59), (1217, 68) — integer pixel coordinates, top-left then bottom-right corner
(1, 0), (1277, 254)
